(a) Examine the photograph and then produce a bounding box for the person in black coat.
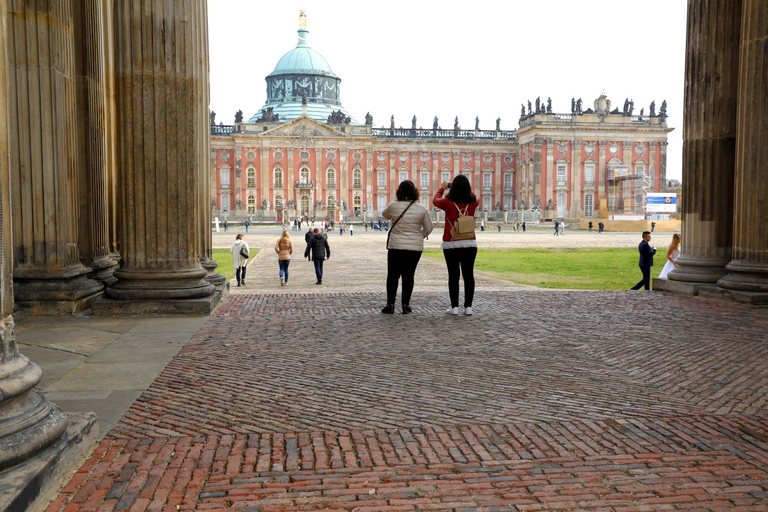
[305,228,331,284]
[304,227,314,261]
[630,231,657,290]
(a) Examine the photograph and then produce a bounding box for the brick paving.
[47,233,768,511]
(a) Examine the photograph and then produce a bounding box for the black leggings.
[443,247,477,308]
[386,249,422,305]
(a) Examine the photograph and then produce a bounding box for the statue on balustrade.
[496,118,501,131]
[327,110,351,124]
[256,107,280,122]
[433,116,439,130]
[546,98,552,113]
[527,101,532,116]
[571,98,576,113]
[628,99,634,115]
[521,104,526,117]
[649,100,656,117]
[390,115,395,129]
[412,115,417,129]
[454,117,459,130]
[210,110,216,125]
[234,110,243,123]
[365,112,373,125]
[475,117,479,130]
[535,96,541,113]
[659,100,667,117]
[576,98,583,114]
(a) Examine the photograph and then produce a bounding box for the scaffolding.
[606,164,652,214]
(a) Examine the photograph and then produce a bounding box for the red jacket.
[433,188,480,242]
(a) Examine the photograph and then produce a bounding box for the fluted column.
[664,0,741,290]
[104,0,214,308]
[7,0,103,314]
[0,0,68,470]
[75,0,118,285]
[713,0,768,302]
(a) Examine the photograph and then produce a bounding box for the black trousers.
[631,265,651,290]
[443,247,477,308]
[386,249,422,305]
[236,265,247,284]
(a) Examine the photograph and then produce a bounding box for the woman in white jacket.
[230,234,250,286]
[381,180,434,314]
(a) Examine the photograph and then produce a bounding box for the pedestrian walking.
[554,219,559,236]
[230,234,249,286]
[224,219,228,233]
[630,231,657,290]
[588,221,593,233]
[305,228,331,284]
[350,224,354,236]
[522,221,526,232]
[274,229,293,286]
[381,180,434,315]
[245,218,250,233]
[560,220,565,235]
[651,221,656,232]
[433,175,480,316]
[497,222,502,232]
[305,226,314,261]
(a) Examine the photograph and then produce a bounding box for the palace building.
[211,11,673,224]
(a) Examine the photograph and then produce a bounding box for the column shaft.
[106,0,214,305]
[667,0,741,286]
[715,0,768,297]
[7,0,103,314]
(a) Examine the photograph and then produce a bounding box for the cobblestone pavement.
[47,233,768,511]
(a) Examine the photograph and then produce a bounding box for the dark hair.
[396,180,419,201]
[642,231,651,237]
[313,228,319,233]
[445,174,476,203]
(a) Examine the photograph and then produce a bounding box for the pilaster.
[97,0,216,314]
[7,0,103,314]
[660,0,741,294]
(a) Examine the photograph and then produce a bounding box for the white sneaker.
[445,307,459,315]
[280,276,285,286]
[463,307,473,315]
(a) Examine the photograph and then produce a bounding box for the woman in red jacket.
[432,175,480,315]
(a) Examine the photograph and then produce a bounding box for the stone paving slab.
[45,281,768,511]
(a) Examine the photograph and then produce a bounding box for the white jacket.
[382,201,433,251]
[230,239,250,268]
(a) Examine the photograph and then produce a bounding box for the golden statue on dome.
[299,9,307,28]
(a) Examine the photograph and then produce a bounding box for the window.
[353,167,362,188]
[247,167,256,188]
[585,164,595,186]
[504,196,512,210]
[327,195,335,207]
[273,166,283,187]
[377,196,387,212]
[557,193,565,217]
[399,171,407,183]
[300,195,309,213]
[327,166,336,187]
[275,195,283,208]
[557,164,566,185]
[421,196,429,208]
[484,174,492,190]
[504,174,512,190]
[421,172,429,189]
[247,195,255,212]
[442,172,450,184]
[220,169,230,188]
[584,194,593,217]
[483,196,491,211]
[300,166,310,184]
[635,165,645,177]
[378,172,386,188]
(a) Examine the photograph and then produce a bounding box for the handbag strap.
[386,201,415,249]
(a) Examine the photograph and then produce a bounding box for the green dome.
[268,28,337,79]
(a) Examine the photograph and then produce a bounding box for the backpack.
[448,203,475,241]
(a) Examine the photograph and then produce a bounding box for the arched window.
[327,166,336,187]
[274,165,283,187]
[327,195,336,207]
[247,167,256,188]
[275,195,283,208]
[300,195,310,213]
[584,194,593,217]
[353,166,362,188]
[300,166,310,184]
[247,195,256,213]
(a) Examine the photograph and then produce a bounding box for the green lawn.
[423,248,640,290]
[212,248,259,281]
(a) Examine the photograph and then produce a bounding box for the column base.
[91,289,224,316]
[88,256,119,287]
[698,286,768,306]
[14,274,104,315]
[202,258,227,286]
[106,267,215,301]
[652,278,710,296]
[0,412,98,512]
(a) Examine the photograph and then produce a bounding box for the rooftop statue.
[571,98,575,113]
[576,98,583,114]
[210,110,216,125]
[475,116,479,130]
[521,104,526,117]
[527,100,532,115]
[365,112,373,125]
[535,96,541,113]
[660,100,668,117]
[546,98,552,113]
[234,110,243,123]
[649,100,656,116]
[301,91,307,105]
[412,115,417,129]
[390,115,395,129]
[454,116,459,129]
[496,117,501,131]
[327,110,351,124]
[256,107,280,122]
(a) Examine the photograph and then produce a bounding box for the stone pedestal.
[665,0,742,294]
[102,0,217,314]
[712,0,768,303]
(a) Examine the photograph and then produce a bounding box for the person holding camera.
[381,180,433,314]
[433,175,480,315]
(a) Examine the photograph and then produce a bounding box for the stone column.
[572,142,582,216]
[197,0,224,288]
[533,141,542,208]
[74,0,118,285]
[660,0,741,295]
[7,0,103,314]
[99,0,216,314]
[706,0,768,304]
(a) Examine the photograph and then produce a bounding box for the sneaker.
[381,304,395,314]
[445,307,459,315]
[402,305,413,314]
[280,276,285,286]
[315,281,322,285]
[463,307,473,316]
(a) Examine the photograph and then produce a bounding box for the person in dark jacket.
[304,226,314,261]
[305,228,331,284]
[630,231,657,290]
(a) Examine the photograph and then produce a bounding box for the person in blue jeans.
[305,228,331,284]
[230,234,249,286]
[274,229,293,286]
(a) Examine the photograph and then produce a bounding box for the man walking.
[630,231,657,290]
[305,226,314,261]
[306,228,331,284]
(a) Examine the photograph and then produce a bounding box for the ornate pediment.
[260,117,346,140]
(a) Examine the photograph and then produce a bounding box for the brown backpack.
[448,203,475,240]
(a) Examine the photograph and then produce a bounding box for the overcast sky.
[208,1,688,181]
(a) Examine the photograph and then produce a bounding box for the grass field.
[424,247,641,290]
[212,248,259,281]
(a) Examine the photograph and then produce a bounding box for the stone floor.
[32,230,768,511]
